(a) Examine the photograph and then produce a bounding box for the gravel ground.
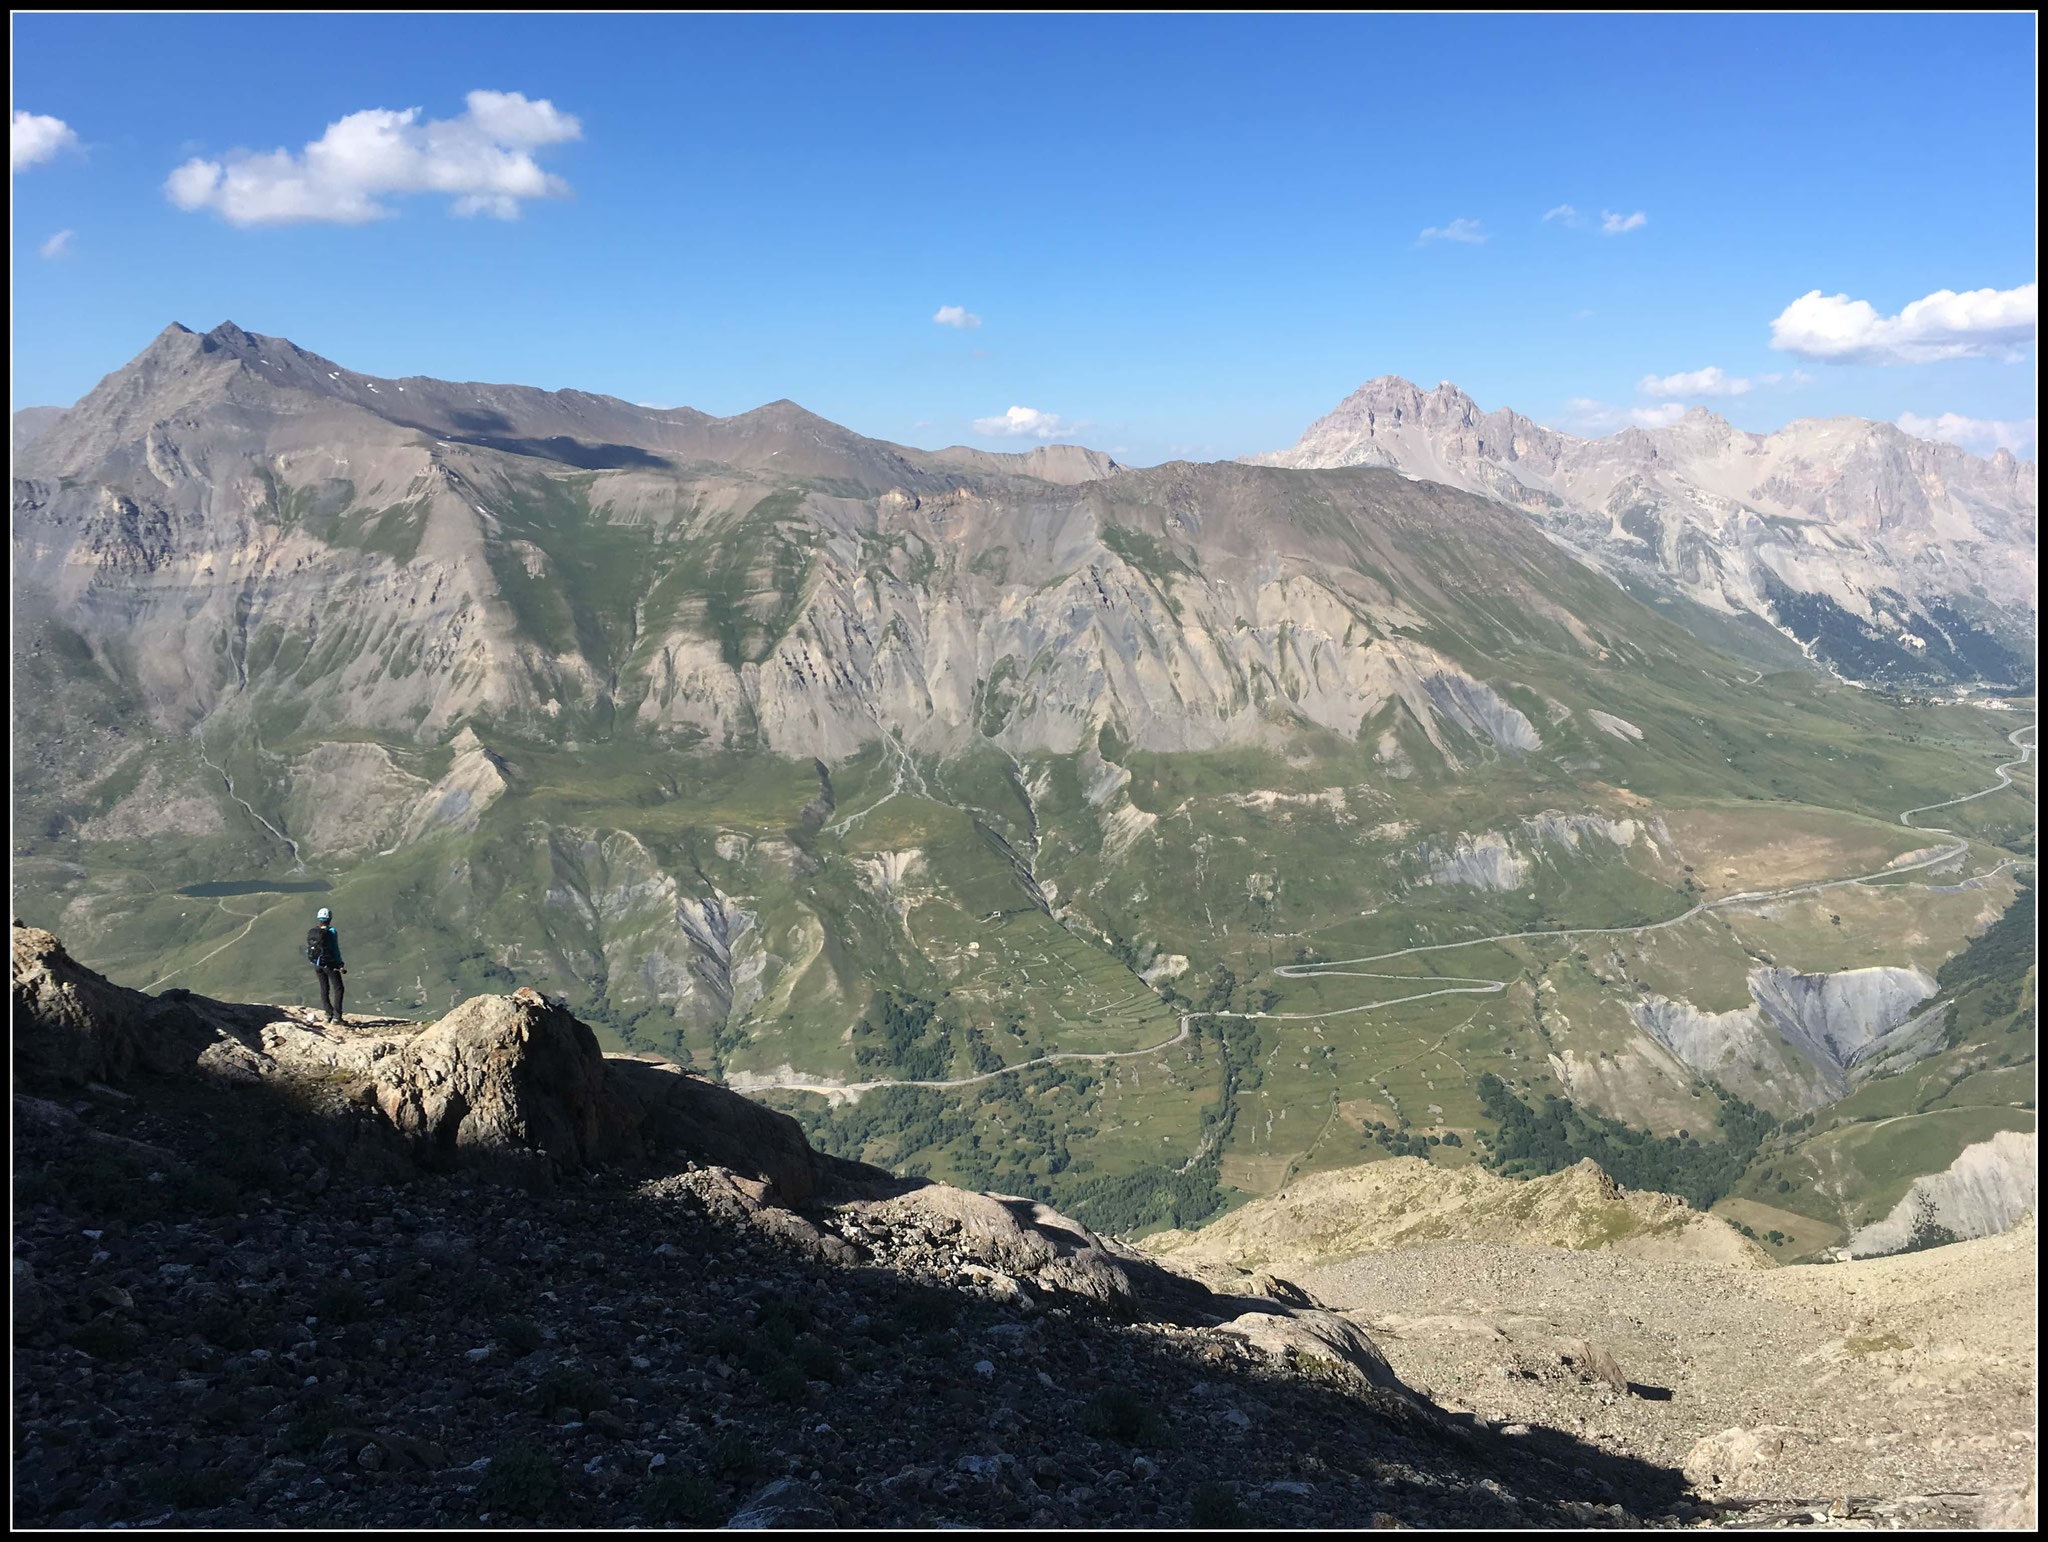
[13,1076,1717,1530]
[1304,1235,2036,1529]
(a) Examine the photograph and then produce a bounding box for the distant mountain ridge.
[1245,377,2037,689]
[10,321,1659,762]
[14,321,1124,492]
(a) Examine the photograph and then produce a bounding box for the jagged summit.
[1247,374,2035,687]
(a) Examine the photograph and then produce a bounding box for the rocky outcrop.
[10,923,1406,1389]
[1421,831,1528,891]
[10,924,211,1085]
[1212,1308,1407,1395]
[9,923,845,1199]
[1836,1130,2037,1258]
[1141,1156,1770,1275]
[834,1185,1140,1309]
[1419,811,1645,893]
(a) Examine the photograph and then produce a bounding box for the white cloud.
[1557,398,1690,434]
[164,89,581,227]
[1601,210,1648,235]
[1770,283,2036,366]
[933,305,982,330]
[972,406,1082,440]
[1417,218,1487,246]
[1558,397,1618,432]
[12,110,78,172]
[1543,204,1581,227]
[1897,411,2036,458]
[1639,365,1751,398]
[38,229,74,259]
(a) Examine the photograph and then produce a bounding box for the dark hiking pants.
[317,967,345,1020]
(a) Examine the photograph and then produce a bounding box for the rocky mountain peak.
[201,319,261,352]
[1248,375,2036,687]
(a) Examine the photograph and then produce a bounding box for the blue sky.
[12,13,2038,462]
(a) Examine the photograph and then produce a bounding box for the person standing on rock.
[307,907,346,1023]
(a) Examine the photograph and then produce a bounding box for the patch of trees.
[1062,1157,1227,1236]
[1935,878,2036,1045]
[1360,1121,1439,1159]
[851,991,966,1081]
[1475,1072,1776,1210]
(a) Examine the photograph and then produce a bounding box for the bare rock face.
[10,924,208,1085]
[1629,962,1943,1113]
[14,323,1645,780]
[370,989,611,1179]
[1211,1307,1408,1396]
[7,923,840,1197]
[1836,1130,2038,1258]
[1248,376,2036,687]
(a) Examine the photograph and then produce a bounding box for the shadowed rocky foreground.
[15,923,1700,1530]
[12,923,2033,1529]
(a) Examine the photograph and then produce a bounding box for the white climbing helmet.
[316,908,332,921]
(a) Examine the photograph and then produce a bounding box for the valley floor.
[1304,1224,2037,1529]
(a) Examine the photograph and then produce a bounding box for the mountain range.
[10,323,2036,1262]
[1245,377,2036,690]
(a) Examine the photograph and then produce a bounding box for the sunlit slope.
[12,322,2033,1246]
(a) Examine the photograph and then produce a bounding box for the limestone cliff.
[1248,377,2036,687]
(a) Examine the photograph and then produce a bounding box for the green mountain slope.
[12,323,2034,1253]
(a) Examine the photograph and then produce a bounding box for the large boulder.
[1683,1425,1810,1491]
[371,990,613,1178]
[1210,1307,1407,1396]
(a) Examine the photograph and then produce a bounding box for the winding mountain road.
[740,721,2033,1100]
